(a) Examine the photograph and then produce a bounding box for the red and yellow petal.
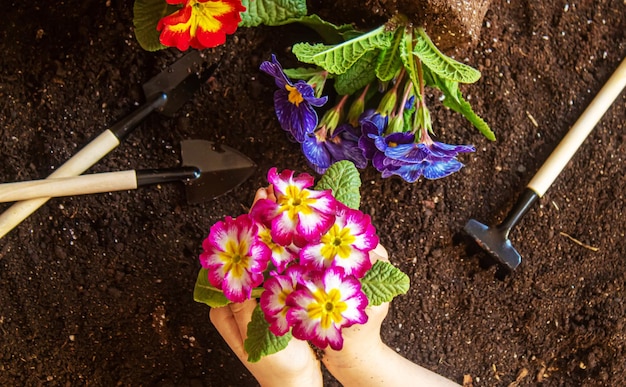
[158,0,246,50]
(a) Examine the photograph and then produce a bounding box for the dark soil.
[1,0,625,386]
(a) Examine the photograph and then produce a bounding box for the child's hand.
[321,244,391,368]
[210,298,322,387]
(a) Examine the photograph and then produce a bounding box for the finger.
[228,298,258,340]
[252,187,269,206]
[369,243,389,263]
[210,306,247,358]
[266,185,276,201]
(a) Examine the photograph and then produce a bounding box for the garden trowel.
[0,51,216,238]
[0,140,256,204]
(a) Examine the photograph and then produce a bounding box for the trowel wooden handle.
[0,167,199,203]
[527,57,626,196]
[0,170,138,202]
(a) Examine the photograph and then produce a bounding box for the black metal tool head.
[463,219,522,271]
[181,139,257,203]
[142,51,217,117]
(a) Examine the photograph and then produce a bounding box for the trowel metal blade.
[181,139,256,203]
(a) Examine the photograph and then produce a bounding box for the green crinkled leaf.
[360,261,410,306]
[292,14,356,44]
[193,268,230,307]
[133,0,178,51]
[413,28,481,84]
[292,26,393,75]
[193,269,264,307]
[283,67,324,81]
[424,68,495,140]
[376,28,403,82]
[314,161,361,209]
[244,305,292,362]
[334,49,379,95]
[239,0,307,27]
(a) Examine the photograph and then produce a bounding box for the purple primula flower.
[199,214,271,303]
[380,136,475,182]
[358,112,388,160]
[260,54,328,142]
[303,123,368,175]
[287,267,368,350]
[260,265,304,336]
[249,168,337,247]
[300,206,378,278]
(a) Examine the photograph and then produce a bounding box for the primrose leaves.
[240,0,307,27]
[193,268,230,307]
[376,28,404,82]
[424,68,495,140]
[360,261,410,306]
[315,161,361,209]
[244,305,293,362]
[413,28,481,84]
[133,0,177,51]
[292,26,394,75]
[334,50,379,95]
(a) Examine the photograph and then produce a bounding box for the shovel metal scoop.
[0,140,256,204]
[0,51,215,238]
[465,57,626,271]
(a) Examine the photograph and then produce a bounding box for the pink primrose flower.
[257,223,299,273]
[259,266,304,336]
[199,214,270,303]
[300,206,378,278]
[287,267,368,350]
[250,168,337,247]
[157,0,246,51]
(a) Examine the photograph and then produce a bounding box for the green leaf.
[413,28,481,84]
[244,305,292,362]
[292,14,356,44]
[283,67,325,81]
[334,49,379,95]
[240,0,307,27]
[424,68,495,141]
[193,268,230,308]
[399,27,421,99]
[133,0,178,51]
[375,28,403,82]
[360,261,410,306]
[315,161,361,209]
[292,26,393,75]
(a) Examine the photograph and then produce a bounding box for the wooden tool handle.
[528,57,626,196]
[0,130,120,237]
[0,170,138,203]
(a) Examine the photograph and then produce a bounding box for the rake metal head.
[464,219,522,271]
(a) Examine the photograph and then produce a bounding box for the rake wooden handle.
[527,57,626,196]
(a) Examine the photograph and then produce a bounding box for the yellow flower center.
[320,224,356,261]
[277,185,315,221]
[285,84,304,107]
[307,288,347,329]
[219,238,250,278]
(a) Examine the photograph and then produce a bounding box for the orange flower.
[157,0,246,50]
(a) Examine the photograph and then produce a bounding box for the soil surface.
[1,0,625,386]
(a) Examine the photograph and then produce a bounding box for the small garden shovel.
[0,51,215,238]
[464,57,626,270]
[0,140,256,204]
